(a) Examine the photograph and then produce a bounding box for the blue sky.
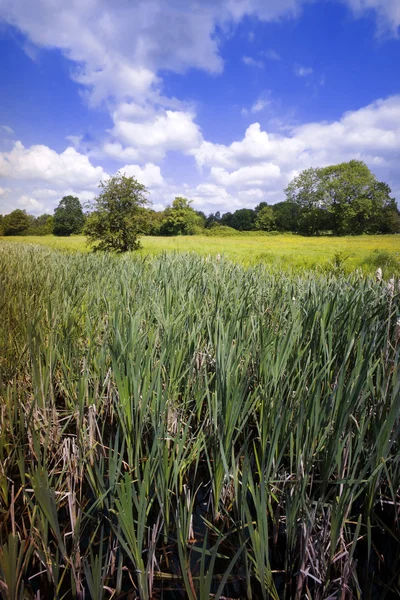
[0,0,399,215]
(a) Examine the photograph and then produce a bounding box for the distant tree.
[84,175,150,252]
[318,161,393,235]
[27,213,54,235]
[286,161,395,235]
[254,202,269,214]
[0,214,4,236]
[255,206,276,231]
[3,209,31,235]
[160,197,203,235]
[220,212,233,228]
[285,167,327,235]
[272,201,300,231]
[54,196,85,236]
[379,199,400,233]
[205,211,221,228]
[229,208,256,231]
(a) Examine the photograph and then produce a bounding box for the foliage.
[286,160,399,235]
[203,225,240,236]
[255,205,276,231]
[221,208,256,230]
[1,243,400,598]
[2,209,31,235]
[26,214,54,236]
[159,197,203,235]
[84,175,149,252]
[53,195,85,236]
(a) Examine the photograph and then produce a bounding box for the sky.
[0,0,399,216]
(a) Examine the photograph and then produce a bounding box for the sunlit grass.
[1,232,400,274]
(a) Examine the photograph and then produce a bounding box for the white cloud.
[211,163,281,187]
[342,0,400,35]
[294,65,313,77]
[193,95,400,207]
[250,94,271,113]
[117,163,164,188]
[242,55,264,68]
[109,109,203,161]
[17,195,45,213]
[0,141,107,187]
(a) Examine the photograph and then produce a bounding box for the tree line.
[1,160,399,241]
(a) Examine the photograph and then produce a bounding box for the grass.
[1,241,399,598]
[1,232,400,275]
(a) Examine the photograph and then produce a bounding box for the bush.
[204,225,240,236]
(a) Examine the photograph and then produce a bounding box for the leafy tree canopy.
[285,160,396,235]
[53,195,85,236]
[3,209,31,236]
[84,175,150,252]
[160,197,203,235]
[255,206,276,231]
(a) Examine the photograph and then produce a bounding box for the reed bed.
[0,242,399,599]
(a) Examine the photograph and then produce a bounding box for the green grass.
[1,242,399,598]
[1,232,400,275]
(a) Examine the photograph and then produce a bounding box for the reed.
[0,242,399,598]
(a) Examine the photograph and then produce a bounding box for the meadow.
[1,241,399,599]
[0,232,399,275]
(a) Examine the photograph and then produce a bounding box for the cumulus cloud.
[0,141,107,187]
[117,163,164,188]
[109,109,202,161]
[0,142,109,215]
[192,95,400,208]
[211,163,281,188]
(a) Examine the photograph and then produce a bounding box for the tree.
[205,211,221,229]
[84,175,149,252]
[3,209,30,235]
[379,199,400,234]
[285,161,394,235]
[255,206,276,231]
[229,208,256,231]
[160,197,203,235]
[318,161,393,235]
[272,201,301,231]
[285,167,328,235]
[53,196,85,236]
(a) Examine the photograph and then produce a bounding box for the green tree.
[255,205,276,231]
[160,197,203,235]
[318,161,393,235]
[84,175,149,252]
[229,208,256,231]
[3,209,31,235]
[285,167,328,235]
[272,201,300,231]
[0,214,4,236]
[53,196,85,236]
[379,199,400,233]
[27,214,54,235]
[285,161,393,235]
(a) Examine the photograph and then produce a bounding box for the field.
[1,233,400,275]
[1,241,399,599]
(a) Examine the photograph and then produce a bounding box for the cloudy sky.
[0,0,399,216]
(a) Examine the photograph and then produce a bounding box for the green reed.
[0,242,399,599]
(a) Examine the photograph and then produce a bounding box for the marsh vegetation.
[1,243,400,598]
